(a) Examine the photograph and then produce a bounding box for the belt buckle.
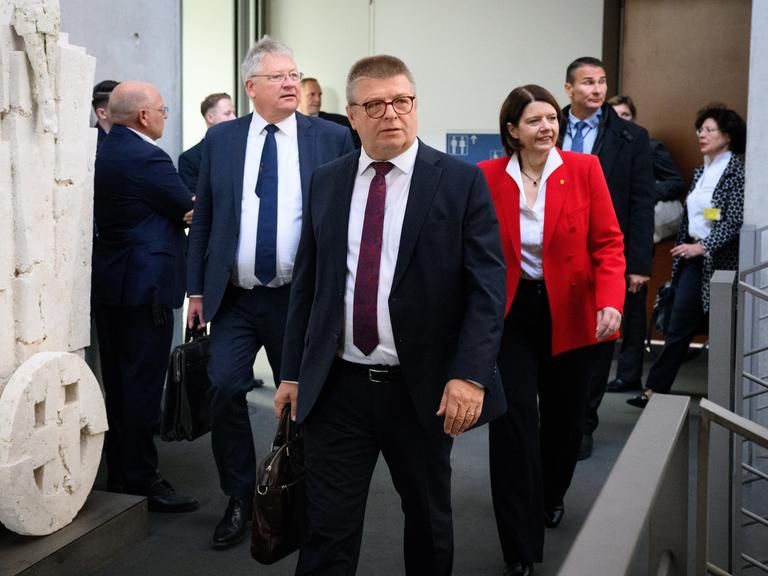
[368,368,389,383]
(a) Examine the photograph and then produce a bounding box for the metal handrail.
[559,394,689,576]
[697,399,768,575]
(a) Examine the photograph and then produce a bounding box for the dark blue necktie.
[571,121,587,153]
[255,124,278,285]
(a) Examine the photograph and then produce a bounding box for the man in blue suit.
[275,55,507,575]
[92,81,197,512]
[186,37,354,548]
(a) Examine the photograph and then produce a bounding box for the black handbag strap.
[184,320,208,343]
[272,406,300,450]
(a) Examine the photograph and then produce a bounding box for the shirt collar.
[704,149,732,169]
[126,127,157,146]
[357,138,419,177]
[249,110,297,138]
[505,147,564,190]
[568,108,601,130]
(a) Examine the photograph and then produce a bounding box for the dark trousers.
[297,360,454,576]
[584,286,647,435]
[207,284,290,500]
[489,280,595,565]
[94,303,173,492]
[646,258,705,393]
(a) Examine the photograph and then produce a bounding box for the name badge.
[703,208,721,221]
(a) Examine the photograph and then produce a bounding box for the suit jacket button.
[569,226,576,233]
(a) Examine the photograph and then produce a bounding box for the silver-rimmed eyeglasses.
[250,71,304,83]
[350,96,416,119]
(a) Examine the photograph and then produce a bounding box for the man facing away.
[92,81,196,512]
[299,76,360,147]
[557,57,655,461]
[275,55,507,576]
[178,92,236,194]
[186,36,354,549]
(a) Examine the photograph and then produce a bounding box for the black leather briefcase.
[161,325,211,441]
[251,406,305,564]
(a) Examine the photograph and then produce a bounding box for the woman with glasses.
[478,85,625,576]
[628,104,746,408]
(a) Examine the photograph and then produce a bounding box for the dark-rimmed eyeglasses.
[350,96,416,119]
[250,71,304,83]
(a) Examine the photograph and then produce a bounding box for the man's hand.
[183,209,194,225]
[275,381,298,421]
[436,379,484,437]
[626,274,649,294]
[187,296,205,329]
[596,306,622,341]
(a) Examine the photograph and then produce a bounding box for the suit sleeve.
[448,168,506,387]
[586,157,627,313]
[186,138,213,296]
[625,128,655,276]
[143,147,194,221]
[651,140,686,202]
[280,173,319,383]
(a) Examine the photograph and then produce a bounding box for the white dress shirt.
[561,109,601,154]
[687,150,731,241]
[127,127,157,145]
[340,139,419,365]
[506,148,564,280]
[234,112,303,288]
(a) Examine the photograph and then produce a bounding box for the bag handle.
[272,405,300,450]
[184,318,208,343]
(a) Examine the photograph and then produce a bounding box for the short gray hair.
[241,36,294,81]
[346,55,416,103]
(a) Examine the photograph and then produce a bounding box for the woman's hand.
[670,242,705,260]
[595,306,622,341]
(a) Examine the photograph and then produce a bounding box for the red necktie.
[353,161,394,356]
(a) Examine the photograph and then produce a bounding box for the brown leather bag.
[251,406,305,564]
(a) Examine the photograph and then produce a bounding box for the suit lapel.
[392,142,441,292]
[334,154,360,291]
[230,114,252,230]
[296,113,315,203]
[542,162,569,255]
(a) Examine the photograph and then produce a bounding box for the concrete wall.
[59,0,182,159]
[267,0,604,150]
[745,0,768,230]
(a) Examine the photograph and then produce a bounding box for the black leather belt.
[335,359,402,383]
[520,277,546,295]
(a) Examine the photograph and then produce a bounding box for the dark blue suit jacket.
[187,112,354,321]
[281,142,507,436]
[178,138,204,194]
[92,124,194,308]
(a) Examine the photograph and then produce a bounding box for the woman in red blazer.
[479,85,625,576]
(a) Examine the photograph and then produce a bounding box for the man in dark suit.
[299,76,361,147]
[275,55,507,575]
[92,81,197,512]
[178,92,236,194]
[557,57,655,460]
[186,37,354,549]
[91,79,119,149]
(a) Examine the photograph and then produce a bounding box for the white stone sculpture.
[0,1,104,536]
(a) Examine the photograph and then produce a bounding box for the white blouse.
[505,148,564,279]
[687,150,731,241]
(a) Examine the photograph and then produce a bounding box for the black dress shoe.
[212,496,252,549]
[145,479,199,513]
[503,561,534,576]
[627,392,650,409]
[577,433,593,461]
[606,377,641,393]
[544,503,564,529]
